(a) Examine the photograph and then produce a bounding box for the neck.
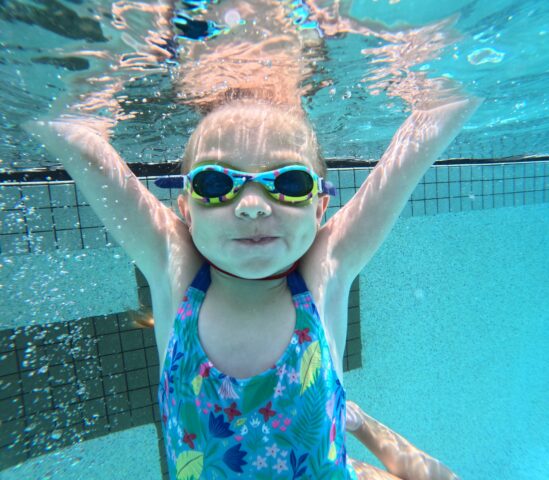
[206,260,299,281]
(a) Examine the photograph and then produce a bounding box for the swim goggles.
[154,163,337,206]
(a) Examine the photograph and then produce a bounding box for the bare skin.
[24,2,482,478]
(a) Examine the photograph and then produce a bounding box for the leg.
[348,457,403,480]
[346,401,460,480]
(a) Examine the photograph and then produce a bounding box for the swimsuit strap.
[189,261,309,297]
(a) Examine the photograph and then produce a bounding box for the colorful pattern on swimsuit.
[158,261,356,479]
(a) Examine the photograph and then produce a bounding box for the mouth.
[234,236,279,245]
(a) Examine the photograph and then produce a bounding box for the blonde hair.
[181,98,326,178]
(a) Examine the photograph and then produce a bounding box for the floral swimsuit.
[158,261,358,479]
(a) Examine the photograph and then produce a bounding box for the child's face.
[178,106,329,278]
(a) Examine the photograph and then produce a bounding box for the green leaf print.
[241,374,279,413]
[175,450,203,480]
[300,341,321,395]
[289,379,327,451]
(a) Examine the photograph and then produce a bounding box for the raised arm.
[323,95,482,284]
[26,116,189,282]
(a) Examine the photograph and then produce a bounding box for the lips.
[234,236,279,245]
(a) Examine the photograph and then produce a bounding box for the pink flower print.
[274,458,288,473]
[224,402,241,422]
[266,443,280,457]
[287,368,300,384]
[295,327,311,344]
[253,456,268,470]
[284,418,292,426]
[183,429,196,449]
[274,382,286,398]
[276,364,286,379]
[259,401,276,422]
[272,420,280,429]
[199,362,211,378]
[330,419,336,442]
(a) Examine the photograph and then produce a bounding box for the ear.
[177,194,192,228]
[316,194,330,225]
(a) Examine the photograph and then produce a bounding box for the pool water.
[1,0,548,479]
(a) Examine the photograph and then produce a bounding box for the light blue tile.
[425,199,438,215]
[401,202,412,218]
[503,179,514,193]
[1,234,29,255]
[482,181,494,195]
[355,168,370,185]
[514,163,525,178]
[437,198,450,214]
[460,166,472,181]
[460,181,473,196]
[449,197,461,212]
[50,183,77,207]
[449,181,461,198]
[436,167,448,183]
[425,183,437,199]
[78,206,102,228]
[471,180,483,195]
[524,177,534,192]
[504,193,514,206]
[26,208,53,233]
[534,177,545,190]
[472,165,483,180]
[326,206,339,221]
[524,163,534,177]
[449,167,460,182]
[339,170,355,189]
[493,195,504,208]
[437,183,449,198]
[411,183,425,201]
[1,210,26,234]
[29,231,56,253]
[514,178,525,192]
[56,229,83,250]
[53,207,80,230]
[411,200,425,216]
[0,185,23,209]
[524,192,535,205]
[503,165,515,179]
[326,169,339,185]
[424,168,436,183]
[493,165,504,179]
[471,197,483,210]
[514,193,524,206]
[461,198,472,211]
[494,180,504,194]
[341,188,355,205]
[482,166,493,181]
[482,195,494,209]
[82,227,107,249]
[533,191,543,203]
[22,185,50,208]
[534,162,544,176]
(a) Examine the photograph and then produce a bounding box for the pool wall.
[1,160,547,478]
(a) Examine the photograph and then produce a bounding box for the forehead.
[189,105,316,171]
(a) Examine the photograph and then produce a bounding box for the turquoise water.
[1,0,548,168]
[346,203,548,479]
[1,0,548,479]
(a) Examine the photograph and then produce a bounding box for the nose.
[234,183,272,219]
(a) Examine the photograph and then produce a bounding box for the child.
[26,2,481,479]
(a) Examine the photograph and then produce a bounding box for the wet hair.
[181,97,327,178]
